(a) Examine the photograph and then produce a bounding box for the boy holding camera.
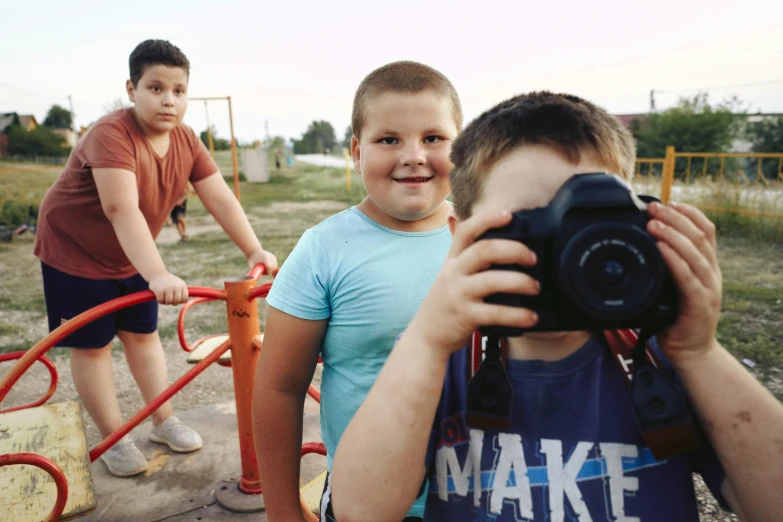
[329,92,783,521]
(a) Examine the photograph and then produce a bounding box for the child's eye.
[151,86,161,93]
[379,137,398,145]
[423,136,442,144]
[175,89,185,96]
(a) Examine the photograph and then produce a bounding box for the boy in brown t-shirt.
[34,39,278,477]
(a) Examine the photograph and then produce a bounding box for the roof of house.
[614,113,647,128]
[0,112,38,131]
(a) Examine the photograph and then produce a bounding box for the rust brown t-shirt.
[34,108,218,279]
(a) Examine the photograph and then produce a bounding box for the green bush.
[0,201,37,226]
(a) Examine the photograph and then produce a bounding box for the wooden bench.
[185,333,266,365]
[0,400,96,521]
[301,470,328,517]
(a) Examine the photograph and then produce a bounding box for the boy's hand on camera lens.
[647,202,721,363]
[410,210,540,357]
[149,271,189,305]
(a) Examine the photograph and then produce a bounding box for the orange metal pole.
[224,275,263,494]
[228,96,240,201]
[204,101,215,159]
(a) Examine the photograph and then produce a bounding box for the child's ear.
[448,214,459,236]
[350,135,361,175]
[126,80,136,103]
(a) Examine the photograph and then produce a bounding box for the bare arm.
[332,210,539,522]
[252,307,327,522]
[644,201,783,519]
[673,342,783,520]
[93,167,187,304]
[331,323,449,522]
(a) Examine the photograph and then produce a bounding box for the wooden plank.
[0,401,96,521]
[186,335,232,364]
[185,333,265,364]
[300,470,327,515]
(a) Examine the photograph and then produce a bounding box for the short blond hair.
[351,61,462,138]
[450,91,636,219]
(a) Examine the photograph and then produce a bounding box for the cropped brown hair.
[351,61,462,138]
[450,91,636,218]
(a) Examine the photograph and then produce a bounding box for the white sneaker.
[149,416,203,453]
[100,435,147,477]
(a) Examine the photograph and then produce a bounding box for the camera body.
[479,173,678,337]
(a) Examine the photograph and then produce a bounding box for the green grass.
[2,158,781,402]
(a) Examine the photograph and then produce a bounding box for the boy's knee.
[117,330,160,350]
[70,344,112,360]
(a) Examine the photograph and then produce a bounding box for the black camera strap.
[464,330,701,459]
[465,334,514,431]
[604,329,701,459]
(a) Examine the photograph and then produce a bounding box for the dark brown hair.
[129,40,190,87]
[450,91,636,218]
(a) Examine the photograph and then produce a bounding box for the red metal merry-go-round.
[0,265,327,522]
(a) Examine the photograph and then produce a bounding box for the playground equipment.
[190,96,241,201]
[0,265,326,521]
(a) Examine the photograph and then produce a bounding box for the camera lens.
[558,224,665,321]
[600,260,626,286]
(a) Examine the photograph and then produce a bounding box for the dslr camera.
[479,173,678,337]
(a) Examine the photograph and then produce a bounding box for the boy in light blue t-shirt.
[252,61,463,522]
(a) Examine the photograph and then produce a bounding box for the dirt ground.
[2,191,780,520]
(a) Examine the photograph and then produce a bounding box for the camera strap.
[465,334,514,431]
[603,329,701,459]
[465,330,700,459]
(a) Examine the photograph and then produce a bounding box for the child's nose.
[399,142,426,167]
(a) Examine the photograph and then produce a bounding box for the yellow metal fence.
[633,147,783,219]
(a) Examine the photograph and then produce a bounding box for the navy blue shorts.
[41,262,158,349]
[170,200,187,223]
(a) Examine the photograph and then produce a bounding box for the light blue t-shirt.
[266,206,451,517]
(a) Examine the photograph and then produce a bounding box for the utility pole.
[264,120,270,143]
[68,94,76,131]
[649,89,656,113]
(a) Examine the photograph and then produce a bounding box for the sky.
[2,0,782,146]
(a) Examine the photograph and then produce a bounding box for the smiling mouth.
[394,177,433,184]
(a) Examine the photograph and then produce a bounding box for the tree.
[199,126,231,151]
[342,125,352,150]
[267,136,287,151]
[633,94,744,158]
[1,113,20,133]
[747,115,783,179]
[293,121,336,154]
[748,116,783,153]
[43,105,73,129]
[6,125,69,156]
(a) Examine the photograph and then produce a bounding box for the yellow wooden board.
[0,401,96,521]
[186,334,232,364]
[300,470,327,515]
[185,333,265,364]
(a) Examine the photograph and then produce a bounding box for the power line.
[0,82,102,110]
[0,82,69,103]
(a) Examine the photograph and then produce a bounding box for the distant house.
[53,128,77,147]
[0,112,39,156]
[614,113,646,130]
[0,113,38,131]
